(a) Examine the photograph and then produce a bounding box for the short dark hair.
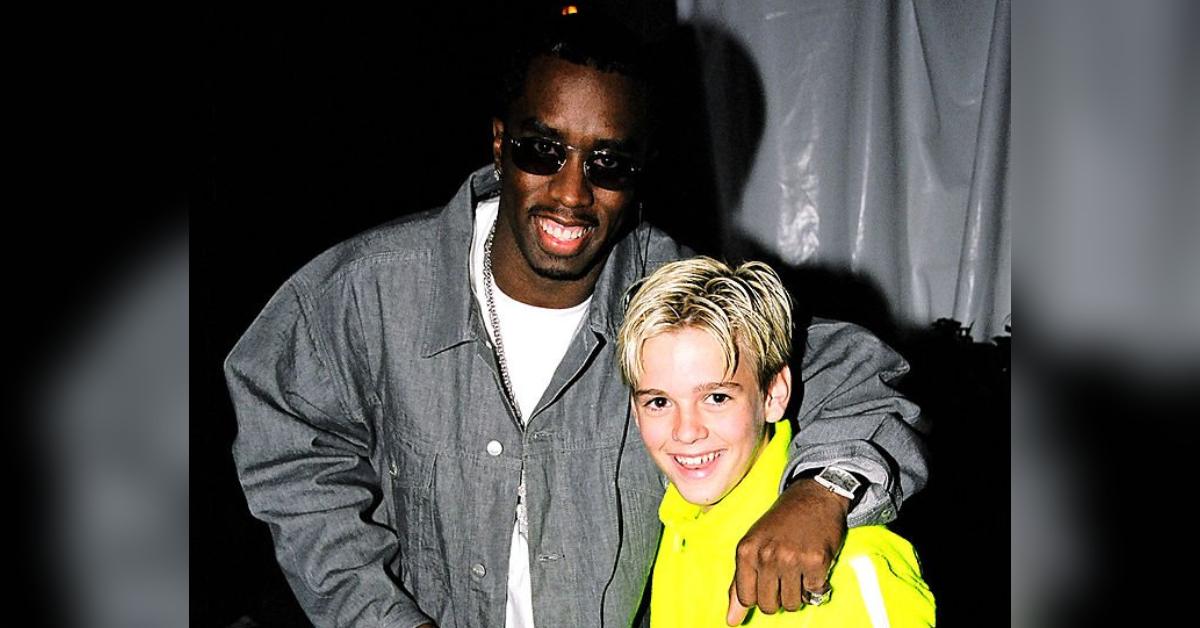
[495,10,648,120]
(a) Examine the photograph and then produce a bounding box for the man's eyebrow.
[592,137,643,154]
[518,119,563,139]
[633,388,667,397]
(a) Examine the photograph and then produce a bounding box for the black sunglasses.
[506,135,643,191]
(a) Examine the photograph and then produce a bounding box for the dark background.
[197,3,1008,626]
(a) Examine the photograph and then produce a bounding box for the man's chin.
[527,249,600,282]
[531,263,590,281]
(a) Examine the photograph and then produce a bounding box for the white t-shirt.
[469,197,591,628]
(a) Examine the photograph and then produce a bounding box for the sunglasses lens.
[584,153,640,191]
[510,137,566,175]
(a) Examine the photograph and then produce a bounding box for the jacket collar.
[421,165,651,357]
[421,165,498,357]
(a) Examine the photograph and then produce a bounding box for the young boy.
[617,257,935,627]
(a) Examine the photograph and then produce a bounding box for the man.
[225,12,928,628]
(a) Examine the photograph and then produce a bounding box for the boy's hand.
[725,478,849,626]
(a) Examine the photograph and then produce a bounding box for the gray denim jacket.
[225,166,929,628]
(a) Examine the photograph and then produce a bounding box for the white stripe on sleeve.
[850,554,891,628]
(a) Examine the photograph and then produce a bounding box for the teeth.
[540,219,590,241]
[674,451,722,467]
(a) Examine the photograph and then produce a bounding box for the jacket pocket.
[383,428,437,599]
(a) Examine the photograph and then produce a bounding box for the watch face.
[820,468,861,492]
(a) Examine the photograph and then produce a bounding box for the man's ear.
[629,396,640,427]
[763,366,792,424]
[492,118,505,172]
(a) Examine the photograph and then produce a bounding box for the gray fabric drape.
[680,0,1010,340]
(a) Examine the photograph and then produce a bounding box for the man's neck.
[490,220,605,309]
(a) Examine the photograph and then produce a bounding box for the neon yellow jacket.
[649,421,936,627]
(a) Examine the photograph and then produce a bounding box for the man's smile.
[533,213,597,255]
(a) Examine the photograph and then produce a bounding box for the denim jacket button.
[471,563,486,577]
[486,440,503,456]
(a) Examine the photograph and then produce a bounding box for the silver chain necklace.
[482,221,521,422]
[482,220,528,537]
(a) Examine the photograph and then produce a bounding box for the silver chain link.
[482,221,521,422]
[482,221,529,538]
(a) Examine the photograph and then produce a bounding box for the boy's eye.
[643,397,670,410]
[707,393,731,405]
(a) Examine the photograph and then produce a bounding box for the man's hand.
[725,478,850,626]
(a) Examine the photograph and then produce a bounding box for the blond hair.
[618,257,793,391]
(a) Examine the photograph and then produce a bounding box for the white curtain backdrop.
[679,0,1010,340]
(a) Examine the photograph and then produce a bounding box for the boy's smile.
[633,327,790,510]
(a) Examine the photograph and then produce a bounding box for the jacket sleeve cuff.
[779,440,901,527]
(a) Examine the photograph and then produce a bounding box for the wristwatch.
[812,466,863,500]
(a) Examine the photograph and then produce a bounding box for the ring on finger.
[801,586,832,606]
